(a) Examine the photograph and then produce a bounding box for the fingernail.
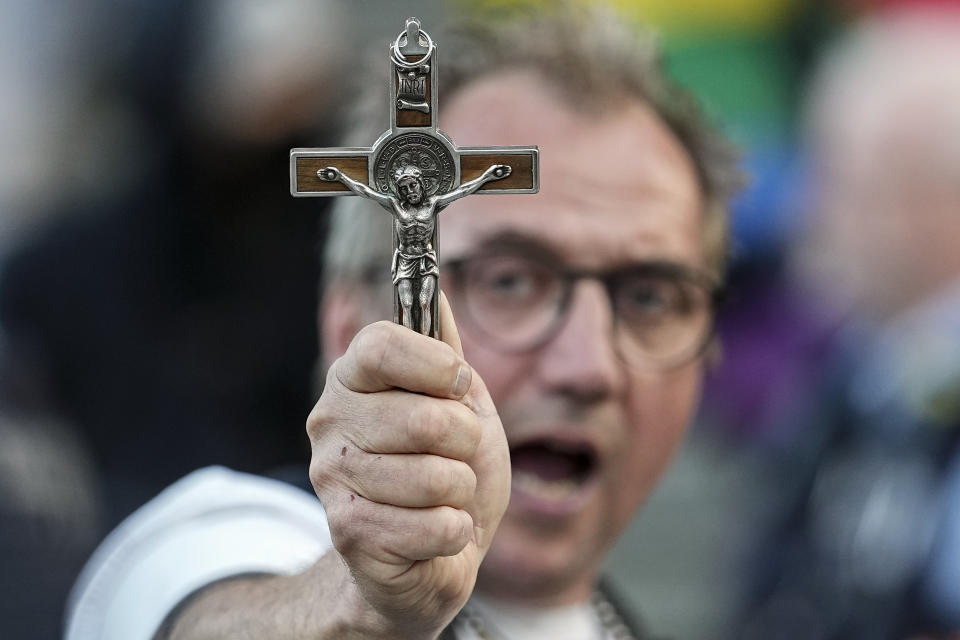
[453,365,471,398]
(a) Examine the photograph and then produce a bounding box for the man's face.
[398,177,423,204]
[438,71,707,604]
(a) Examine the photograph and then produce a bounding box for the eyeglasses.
[443,252,723,370]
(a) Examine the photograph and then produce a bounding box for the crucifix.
[290,17,539,339]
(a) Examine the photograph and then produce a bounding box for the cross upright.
[290,17,539,339]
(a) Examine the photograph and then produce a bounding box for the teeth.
[512,470,580,501]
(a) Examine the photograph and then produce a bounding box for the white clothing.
[65,466,332,640]
[449,593,607,640]
[66,465,617,640]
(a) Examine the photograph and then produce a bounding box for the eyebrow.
[446,230,563,263]
[443,230,705,279]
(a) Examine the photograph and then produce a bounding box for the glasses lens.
[612,272,713,368]
[459,254,564,349]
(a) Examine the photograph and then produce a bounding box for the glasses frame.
[442,252,725,371]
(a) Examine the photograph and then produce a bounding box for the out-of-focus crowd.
[0,1,355,636]
[2,1,960,639]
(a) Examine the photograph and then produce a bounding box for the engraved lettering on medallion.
[373,133,455,197]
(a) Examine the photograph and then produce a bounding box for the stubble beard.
[476,395,625,604]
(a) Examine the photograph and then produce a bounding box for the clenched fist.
[307,293,510,639]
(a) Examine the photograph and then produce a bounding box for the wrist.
[307,554,445,640]
[336,582,449,640]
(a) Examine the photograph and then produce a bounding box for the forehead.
[439,71,704,270]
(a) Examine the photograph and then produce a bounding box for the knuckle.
[459,463,478,500]
[308,454,335,493]
[305,398,334,440]
[434,580,468,608]
[308,437,358,498]
[456,408,483,456]
[352,322,395,376]
[404,401,482,461]
[449,462,477,506]
[328,512,359,557]
[405,401,448,449]
[324,356,345,389]
[422,459,475,506]
[327,500,375,560]
[442,349,464,387]
[422,458,455,503]
[435,507,471,551]
[428,340,464,392]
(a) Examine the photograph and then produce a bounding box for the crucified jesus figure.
[318,162,512,334]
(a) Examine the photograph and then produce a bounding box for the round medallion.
[373,133,456,197]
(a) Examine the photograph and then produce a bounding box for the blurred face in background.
[799,13,960,321]
[185,0,345,144]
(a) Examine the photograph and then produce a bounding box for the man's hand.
[307,292,511,638]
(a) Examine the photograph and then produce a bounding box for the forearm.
[158,552,409,640]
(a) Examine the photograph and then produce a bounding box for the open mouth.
[510,439,598,504]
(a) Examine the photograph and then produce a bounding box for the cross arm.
[457,147,539,194]
[290,149,372,197]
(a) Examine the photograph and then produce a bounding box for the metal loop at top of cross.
[391,18,434,69]
[289,17,539,339]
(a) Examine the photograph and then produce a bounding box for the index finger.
[333,321,472,399]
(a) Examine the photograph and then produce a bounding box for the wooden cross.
[290,17,539,339]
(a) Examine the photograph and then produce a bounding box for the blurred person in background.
[0,1,346,637]
[1,3,117,639]
[0,0,346,531]
[65,5,743,639]
[738,5,960,639]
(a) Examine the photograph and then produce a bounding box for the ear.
[319,282,365,367]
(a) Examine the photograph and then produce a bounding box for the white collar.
[451,593,605,640]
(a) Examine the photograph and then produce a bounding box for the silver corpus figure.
[318,163,512,334]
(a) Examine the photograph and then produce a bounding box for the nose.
[535,279,625,403]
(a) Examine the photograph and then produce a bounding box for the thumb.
[438,289,464,359]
